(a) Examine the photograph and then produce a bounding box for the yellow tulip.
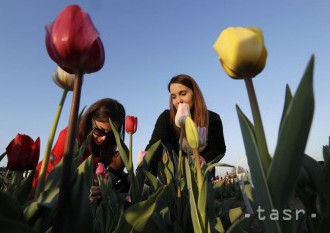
[185,116,199,150]
[213,27,267,79]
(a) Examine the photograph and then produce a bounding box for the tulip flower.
[213,27,267,79]
[175,103,191,128]
[52,66,76,91]
[45,4,105,74]
[137,150,147,166]
[36,66,74,198]
[96,162,107,176]
[197,126,207,147]
[213,26,271,174]
[185,116,199,150]
[185,116,203,190]
[125,116,138,134]
[47,5,105,231]
[6,134,40,171]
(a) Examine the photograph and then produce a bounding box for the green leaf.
[268,56,314,211]
[278,84,293,133]
[36,188,59,208]
[214,217,225,233]
[226,214,255,233]
[136,140,161,196]
[69,156,93,233]
[319,142,330,231]
[108,118,130,171]
[143,170,161,191]
[72,131,92,170]
[185,158,203,232]
[113,186,164,233]
[0,191,26,224]
[207,153,226,165]
[0,219,34,233]
[300,154,322,192]
[24,201,53,232]
[44,158,64,190]
[137,140,161,170]
[229,207,244,223]
[197,175,209,233]
[16,170,36,205]
[236,105,281,233]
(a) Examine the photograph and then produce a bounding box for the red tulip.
[6,134,40,171]
[125,116,138,134]
[45,4,105,74]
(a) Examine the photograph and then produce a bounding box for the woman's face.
[92,120,113,146]
[169,83,194,110]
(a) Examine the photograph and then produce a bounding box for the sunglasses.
[92,123,114,138]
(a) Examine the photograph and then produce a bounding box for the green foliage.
[1,55,329,233]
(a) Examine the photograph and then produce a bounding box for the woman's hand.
[199,156,207,168]
[89,185,101,204]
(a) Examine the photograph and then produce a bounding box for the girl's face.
[169,83,194,110]
[92,120,113,146]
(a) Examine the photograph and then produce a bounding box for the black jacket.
[146,110,226,176]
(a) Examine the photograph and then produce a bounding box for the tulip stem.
[244,78,271,173]
[35,89,68,199]
[193,149,203,192]
[177,128,184,198]
[54,71,83,233]
[0,152,6,162]
[176,128,184,226]
[128,132,136,202]
[13,171,23,198]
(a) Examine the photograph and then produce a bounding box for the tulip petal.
[45,5,105,74]
[185,116,199,149]
[6,134,40,171]
[214,26,267,79]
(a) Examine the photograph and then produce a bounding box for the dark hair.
[78,98,126,155]
[168,74,208,135]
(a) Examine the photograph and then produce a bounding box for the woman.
[33,98,129,193]
[146,74,226,177]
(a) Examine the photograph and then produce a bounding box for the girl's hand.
[199,156,206,168]
[89,185,101,204]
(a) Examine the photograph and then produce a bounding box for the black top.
[146,109,226,176]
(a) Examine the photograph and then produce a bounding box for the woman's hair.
[168,74,208,135]
[78,98,126,155]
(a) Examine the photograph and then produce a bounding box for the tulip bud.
[213,26,267,79]
[136,150,147,166]
[175,103,191,128]
[125,116,138,134]
[96,162,106,175]
[6,134,40,171]
[197,126,207,147]
[185,116,199,150]
[52,66,76,91]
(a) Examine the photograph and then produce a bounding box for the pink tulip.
[6,134,40,171]
[96,162,106,176]
[45,4,105,74]
[137,150,147,165]
[175,103,191,128]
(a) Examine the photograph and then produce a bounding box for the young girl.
[146,74,226,177]
[33,98,129,194]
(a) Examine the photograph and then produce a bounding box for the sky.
[0,0,329,175]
